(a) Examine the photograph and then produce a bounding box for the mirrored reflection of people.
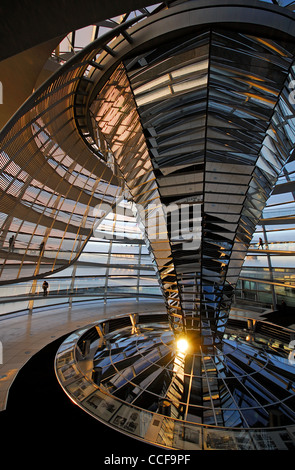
[9,235,15,251]
[39,241,45,256]
[42,280,49,296]
[258,237,264,249]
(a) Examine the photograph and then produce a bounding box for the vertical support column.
[68,264,77,309]
[263,225,277,309]
[28,252,44,314]
[136,243,142,303]
[104,240,112,304]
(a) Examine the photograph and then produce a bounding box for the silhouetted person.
[281,300,287,313]
[39,241,45,255]
[258,237,264,249]
[8,235,15,251]
[42,280,48,296]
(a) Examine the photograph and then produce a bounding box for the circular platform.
[55,312,295,450]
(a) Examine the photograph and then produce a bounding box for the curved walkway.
[0,297,165,410]
[0,333,153,457]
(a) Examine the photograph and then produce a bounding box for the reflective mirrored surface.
[55,313,295,450]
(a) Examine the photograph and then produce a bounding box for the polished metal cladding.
[1,0,295,450]
[56,318,295,447]
[89,26,295,347]
[0,1,295,347]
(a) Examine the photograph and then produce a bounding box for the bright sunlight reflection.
[176,337,189,353]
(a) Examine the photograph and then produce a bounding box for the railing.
[0,280,162,316]
[55,313,295,451]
